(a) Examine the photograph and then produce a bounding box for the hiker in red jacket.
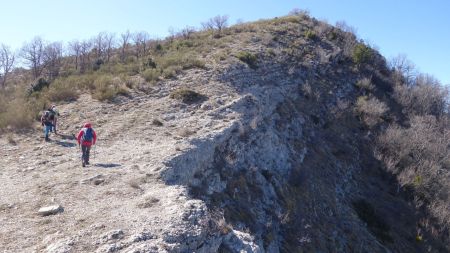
[77,122,97,167]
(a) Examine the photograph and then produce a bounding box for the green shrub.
[271,16,300,25]
[127,63,141,75]
[67,74,96,91]
[174,40,195,49]
[47,79,79,102]
[116,84,130,96]
[181,57,205,70]
[93,87,116,101]
[92,75,127,101]
[29,78,50,94]
[144,57,157,69]
[353,44,373,66]
[304,30,317,40]
[158,53,205,71]
[169,88,205,103]
[266,49,276,57]
[236,51,258,69]
[142,69,160,83]
[93,58,104,71]
[162,66,181,79]
[0,98,34,130]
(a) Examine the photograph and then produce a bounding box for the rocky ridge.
[0,16,439,252]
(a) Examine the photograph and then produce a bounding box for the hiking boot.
[82,161,86,167]
[86,161,90,165]
[45,136,50,142]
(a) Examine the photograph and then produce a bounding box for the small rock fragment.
[38,205,64,216]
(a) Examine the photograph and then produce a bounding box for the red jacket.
[77,127,97,146]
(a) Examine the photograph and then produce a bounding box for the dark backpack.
[48,110,56,120]
[42,111,51,123]
[82,128,94,142]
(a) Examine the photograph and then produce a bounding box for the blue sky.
[0,0,448,84]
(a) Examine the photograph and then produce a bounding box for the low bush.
[355,77,374,92]
[355,96,388,127]
[93,58,104,71]
[29,78,50,94]
[236,51,258,69]
[162,66,181,79]
[353,43,373,66]
[0,97,34,130]
[142,68,160,83]
[46,79,79,102]
[65,74,96,91]
[144,57,157,69]
[158,52,205,71]
[169,88,205,103]
[304,30,317,40]
[122,75,136,89]
[92,75,129,101]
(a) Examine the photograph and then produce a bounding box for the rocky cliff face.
[161,46,422,252]
[1,15,445,253]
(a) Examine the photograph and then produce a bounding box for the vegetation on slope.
[1,8,450,251]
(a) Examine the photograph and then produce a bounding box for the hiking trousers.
[81,145,91,164]
[44,124,53,140]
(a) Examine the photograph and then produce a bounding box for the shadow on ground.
[94,163,122,168]
[54,140,77,147]
[58,133,76,140]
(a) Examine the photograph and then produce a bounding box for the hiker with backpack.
[77,123,97,167]
[41,109,54,141]
[49,105,60,134]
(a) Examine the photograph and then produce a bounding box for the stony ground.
[0,69,242,252]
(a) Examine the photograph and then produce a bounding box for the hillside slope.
[1,15,449,252]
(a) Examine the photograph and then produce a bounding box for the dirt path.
[0,71,241,252]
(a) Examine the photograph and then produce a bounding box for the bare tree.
[132,31,149,59]
[201,20,213,31]
[0,44,15,88]
[179,26,196,39]
[69,40,82,70]
[335,20,358,57]
[21,36,46,79]
[120,30,131,62]
[104,32,116,63]
[394,73,448,117]
[43,42,63,80]
[79,40,92,73]
[288,8,310,17]
[335,20,357,35]
[389,54,417,86]
[202,15,229,35]
[93,32,107,60]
